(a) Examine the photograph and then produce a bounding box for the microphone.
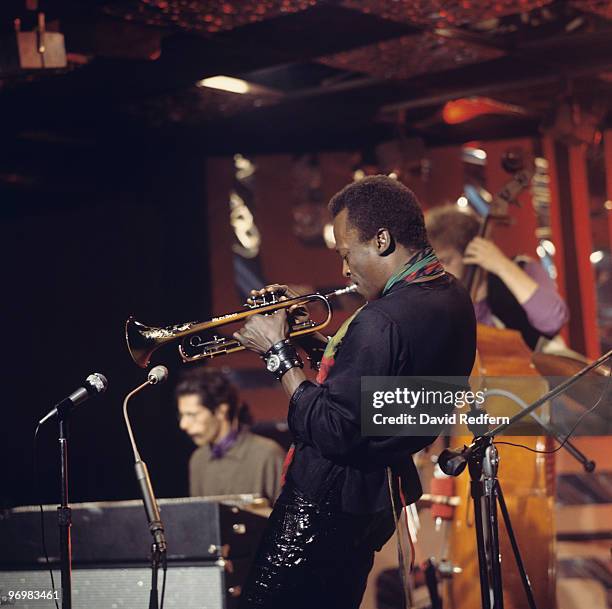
[148,365,168,385]
[39,373,108,425]
[437,446,470,477]
[123,367,169,555]
[135,461,167,552]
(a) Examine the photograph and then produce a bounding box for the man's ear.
[216,402,230,421]
[375,228,395,256]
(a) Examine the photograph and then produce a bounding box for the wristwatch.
[265,353,282,374]
[263,339,303,381]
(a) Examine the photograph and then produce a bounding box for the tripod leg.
[471,480,492,609]
[496,482,538,609]
[485,490,504,609]
[423,559,442,609]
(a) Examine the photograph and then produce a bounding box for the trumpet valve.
[291,319,316,331]
[200,336,242,359]
[246,290,283,309]
[246,295,265,308]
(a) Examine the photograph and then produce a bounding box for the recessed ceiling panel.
[571,0,612,21]
[103,0,314,33]
[319,32,503,80]
[340,0,555,28]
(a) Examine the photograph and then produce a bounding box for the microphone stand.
[41,373,107,609]
[123,374,168,609]
[438,348,611,609]
[56,398,74,609]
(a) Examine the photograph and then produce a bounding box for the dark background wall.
[1,137,210,507]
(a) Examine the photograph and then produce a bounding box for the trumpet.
[125,285,358,368]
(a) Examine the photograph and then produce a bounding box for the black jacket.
[287,273,476,514]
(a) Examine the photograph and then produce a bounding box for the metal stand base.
[148,543,160,609]
[467,437,537,609]
[57,403,73,609]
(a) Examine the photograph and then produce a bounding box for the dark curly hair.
[328,175,429,249]
[175,367,250,424]
[424,205,481,254]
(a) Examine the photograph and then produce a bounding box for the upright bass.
[446,166,556,609]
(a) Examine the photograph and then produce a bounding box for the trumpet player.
[233,175,477,609]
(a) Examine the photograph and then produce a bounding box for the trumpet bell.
[125,317,159,369]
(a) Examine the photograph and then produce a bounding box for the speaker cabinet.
[0,563,235,609]
[0,497,265,608]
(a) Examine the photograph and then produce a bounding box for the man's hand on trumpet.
[246,283,310,325]
[237,283,310,354]
[247,283,299,302]
[233,309,289,355]
[245,283,329,362]
[233,304,307,400]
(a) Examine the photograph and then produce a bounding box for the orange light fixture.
[443,97,528,124]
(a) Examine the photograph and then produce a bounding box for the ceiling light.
[471,149,487,160]
[461,146,488,166]
[443,98,528,125]
[197,76,250,94]
[590,250,604,264]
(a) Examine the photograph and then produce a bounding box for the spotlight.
[197,76,250,94]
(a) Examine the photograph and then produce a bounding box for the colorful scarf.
[382,246,445,296]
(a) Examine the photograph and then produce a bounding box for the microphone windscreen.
[87,373,108,395]
[438,448,468,477]
[148,366,169,385]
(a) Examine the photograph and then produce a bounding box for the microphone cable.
[491,370,611,456]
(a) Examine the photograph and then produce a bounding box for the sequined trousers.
[239,481,391,609]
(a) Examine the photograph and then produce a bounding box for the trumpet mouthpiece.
[330,284,358,297]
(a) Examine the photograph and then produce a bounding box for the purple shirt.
[210,428,240,459]
[474,259,569,335]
